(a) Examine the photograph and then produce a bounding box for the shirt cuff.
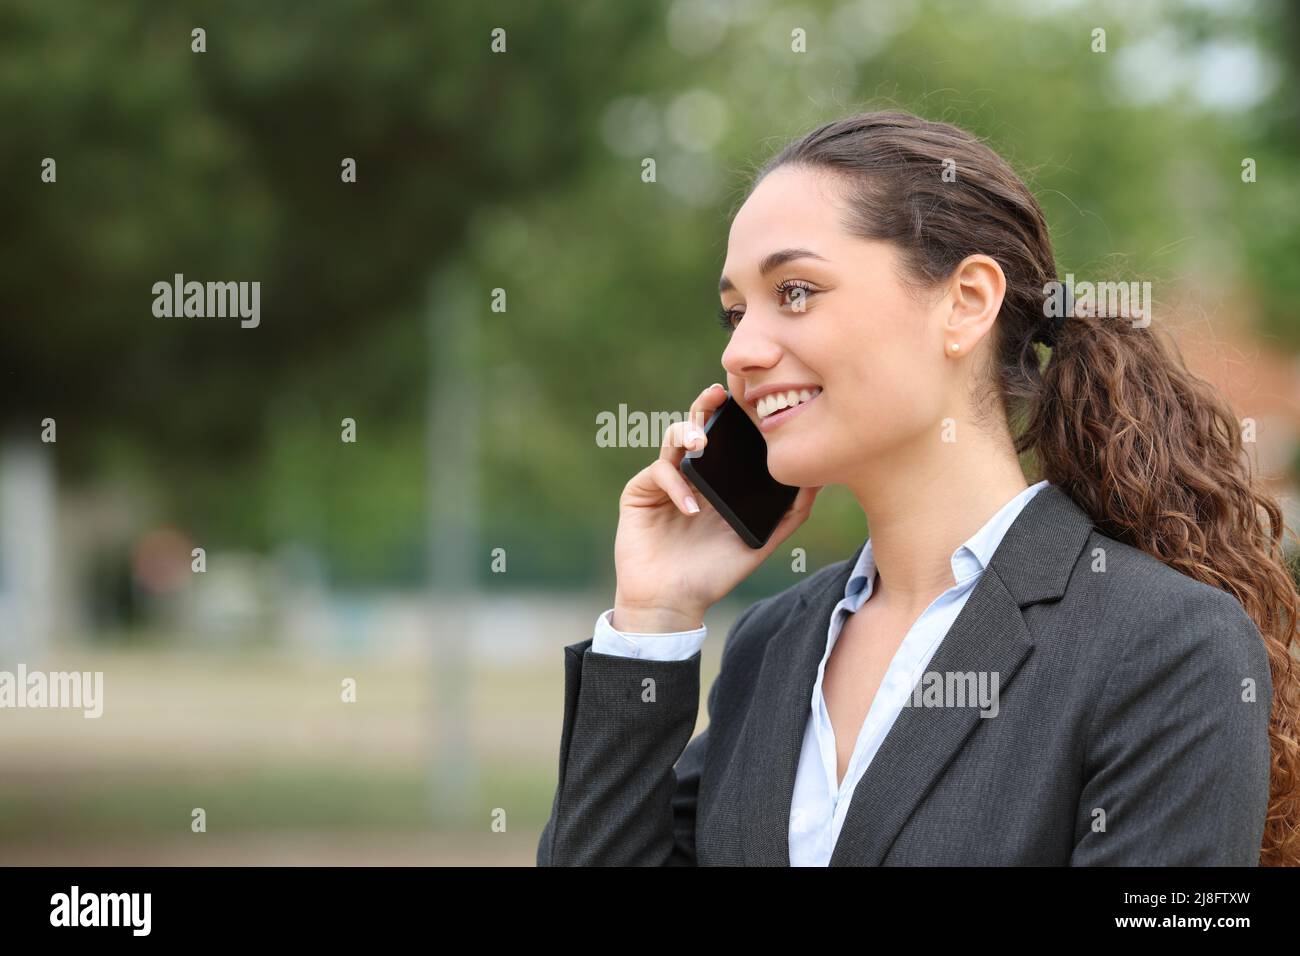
[590,608,708,661]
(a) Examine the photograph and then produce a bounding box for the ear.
[942,254,1006,350]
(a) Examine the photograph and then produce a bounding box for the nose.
[720,312,782,381]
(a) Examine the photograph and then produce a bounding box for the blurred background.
[3,0,1300,864]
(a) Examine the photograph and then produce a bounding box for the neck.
[843,427,1029,614]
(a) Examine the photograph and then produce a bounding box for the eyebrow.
[718,248,829,294]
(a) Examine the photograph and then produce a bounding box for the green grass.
[0,762,559,839]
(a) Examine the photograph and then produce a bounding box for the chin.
[765,445,822,489]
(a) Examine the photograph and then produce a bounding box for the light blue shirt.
[592,479,1049,865]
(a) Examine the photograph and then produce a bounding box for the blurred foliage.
[3,0,1298,591]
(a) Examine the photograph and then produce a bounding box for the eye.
[774,278,816,311]
[717,279,817,334]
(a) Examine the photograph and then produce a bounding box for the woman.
[536,110,1300,866]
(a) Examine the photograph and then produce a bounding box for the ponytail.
[1019,303,1300,866]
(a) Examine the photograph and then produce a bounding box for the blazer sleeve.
[1069,585,1273,866]
[536,599,761,866]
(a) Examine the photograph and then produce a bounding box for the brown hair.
[752,109,1300,865]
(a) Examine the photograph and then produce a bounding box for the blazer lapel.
[828,483,1094,865]
[738,542,865,866]
[733,483,1094,866]
[827,568,1034,865]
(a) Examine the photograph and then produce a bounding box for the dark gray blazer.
[536,484,1273,865]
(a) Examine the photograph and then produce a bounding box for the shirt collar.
[844,479,1051,603]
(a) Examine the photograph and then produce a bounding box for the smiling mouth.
[757,387,822,420]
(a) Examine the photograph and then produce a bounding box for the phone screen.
[679,394,800,548]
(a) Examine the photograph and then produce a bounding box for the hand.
[612,383,822,632]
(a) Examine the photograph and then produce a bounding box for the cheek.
[826,317,942,436]
[835,364,926,434]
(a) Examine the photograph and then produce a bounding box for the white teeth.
[758,387,821,419]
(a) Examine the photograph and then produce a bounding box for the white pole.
[0,439,56,667]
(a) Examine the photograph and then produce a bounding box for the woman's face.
[718,164,955,489]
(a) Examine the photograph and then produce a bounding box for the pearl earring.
[950,343,960,353]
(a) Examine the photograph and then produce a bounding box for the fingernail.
[684,495,700,514]
[709,383,724,392]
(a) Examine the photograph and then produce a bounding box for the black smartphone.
[679,393,800,549]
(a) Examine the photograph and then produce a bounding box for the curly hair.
[752,108,1300,866]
